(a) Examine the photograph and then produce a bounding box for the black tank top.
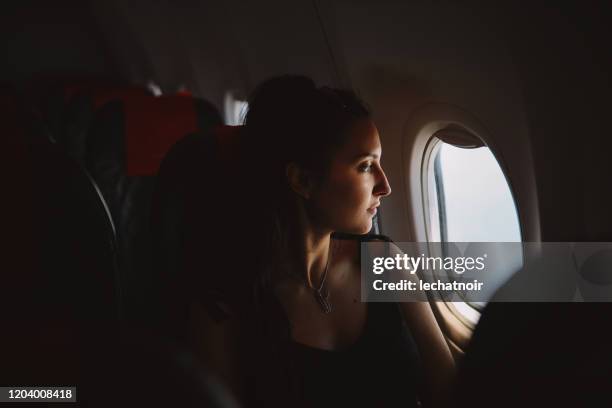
[288,300,422,407]
[238,234,423,407]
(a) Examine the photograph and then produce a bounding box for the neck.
[289,200,333,289]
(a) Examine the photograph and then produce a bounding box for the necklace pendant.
[314,291,333,314]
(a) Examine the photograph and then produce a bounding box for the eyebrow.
[353,153,380,161]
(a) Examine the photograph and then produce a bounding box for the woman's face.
[308,118,392,234]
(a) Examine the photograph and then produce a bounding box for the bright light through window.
[436,143,521,243]
[224,91,248,126]
[428,139,522,325]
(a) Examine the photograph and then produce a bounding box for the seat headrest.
[89,94,223,176]
[89,86,151,110]
[125,95,201,175]
[33,80,150,146]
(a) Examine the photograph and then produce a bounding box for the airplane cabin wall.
[321,1,538,243]
[91,0,338,114]
[1,0,120,81]
[497,3,612,242]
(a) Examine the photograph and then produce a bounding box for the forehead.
[335,118,381,160]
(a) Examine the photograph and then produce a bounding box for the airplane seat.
[85,93,223,327]
[151,125,249,339]
[58,85,151,162]
[1,88,120,384]
[80,327,239,407]
[22,77,119,137]
[454,301,612,407]
[37,81,151,161]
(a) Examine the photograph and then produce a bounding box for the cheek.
[315,175,373,228]
[335,178,371,208]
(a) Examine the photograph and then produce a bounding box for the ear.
[286,162,315,199]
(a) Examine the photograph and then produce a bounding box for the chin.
[358,224,372,234]
[333,216,373,235]
[344,221,372,235]
[357,217,374,234]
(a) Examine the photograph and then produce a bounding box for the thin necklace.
[311,240,334,314]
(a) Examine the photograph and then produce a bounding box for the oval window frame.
[402,103,525,352]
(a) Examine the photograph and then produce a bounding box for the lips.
[367,204,379,214]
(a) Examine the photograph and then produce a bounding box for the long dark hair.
[241,75,370,294]
[238,75,371,405]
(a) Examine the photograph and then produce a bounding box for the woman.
[188,75,455,407]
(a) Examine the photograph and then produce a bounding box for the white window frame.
[423,134,523,327]
[402,102,532,350]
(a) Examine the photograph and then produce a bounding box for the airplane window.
[426,136,522,325]
[224,91,248,125]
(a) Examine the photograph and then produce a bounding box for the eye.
[359,162,373,173]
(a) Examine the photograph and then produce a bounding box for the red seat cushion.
[125,95,201,176]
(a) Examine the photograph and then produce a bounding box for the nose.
[374,166,392,197]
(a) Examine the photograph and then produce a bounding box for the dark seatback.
[151,125,248,337]
[84,93,223,326]
[26,78,139,142]
[53,84,151,162]
[1,86,120,385]
[455,302,612,407]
